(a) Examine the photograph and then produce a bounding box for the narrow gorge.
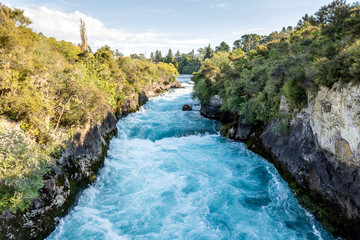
[1,1,359,239]
[45,75,334,240]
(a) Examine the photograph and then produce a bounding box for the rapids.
[47,75,335,240]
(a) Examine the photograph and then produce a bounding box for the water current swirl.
[47,75,335,240]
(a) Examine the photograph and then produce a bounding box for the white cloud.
[210,3,230,10]
[232,28,264,36]
[18,6,211,56]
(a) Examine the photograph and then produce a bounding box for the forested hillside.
[192,0,360,124]
[0,4,178,212]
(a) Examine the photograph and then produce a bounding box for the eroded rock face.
[253,83,360,239]
[310,82,360,164]
[258,109,360,238]
[200,95,234,123]
[0,80,182,240]
[221,115,252,141]
[0,112,118,240]
[199,83,360,238]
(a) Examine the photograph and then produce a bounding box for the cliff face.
[200,82,360,239]
[0,80,181,240]
[310,82,360,164]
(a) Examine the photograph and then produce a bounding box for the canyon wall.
[0,80,181,240]
[200,82,360,239]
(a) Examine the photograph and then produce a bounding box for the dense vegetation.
[0,4,178,212]
[148,49,201,74]
[192,0,360,124]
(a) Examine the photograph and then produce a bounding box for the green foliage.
[203,44,214,60]
[215,41,230,52]
[164,49,178,68]
[282,79,306,106]
[0,123,50,212]
[271,116,291,135]
[193,1,360,124]
[0,4,179,212]
[192,76,213,104]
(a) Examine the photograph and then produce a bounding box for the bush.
[0,4,180,212]
[0,123,50,212]
[192,1,360,126]
[282,79,306,106]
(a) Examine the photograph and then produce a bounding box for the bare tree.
[80,18,88,52]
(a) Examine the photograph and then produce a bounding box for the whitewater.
[47,75,335,240]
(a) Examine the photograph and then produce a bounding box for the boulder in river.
[182,104,192,111]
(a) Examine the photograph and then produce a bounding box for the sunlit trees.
[241,34,261,52]
[0,3,179,212]
[215,41,230,52]
[193,0,360,124]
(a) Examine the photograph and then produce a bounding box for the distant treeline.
[138,20,300,74]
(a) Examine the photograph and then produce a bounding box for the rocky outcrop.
[199,95,251,140]
[256,109,360,239]
[310,82,360,164]
[221,115,253,140]
[200,82,360,239]
[200,95,234,123]
[0,112,118,240]
[0,80,182,240]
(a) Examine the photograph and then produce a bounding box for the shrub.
[282,79,307,106]
[0,123,50,212]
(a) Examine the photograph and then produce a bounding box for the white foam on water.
[306,211,325,240]
[47,75,335,240]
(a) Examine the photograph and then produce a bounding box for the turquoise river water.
[47,75,336,240]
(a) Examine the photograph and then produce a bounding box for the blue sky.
[3,0,358,56]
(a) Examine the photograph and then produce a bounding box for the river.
[47,75,335,240]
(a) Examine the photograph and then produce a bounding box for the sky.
[3,0,358,56]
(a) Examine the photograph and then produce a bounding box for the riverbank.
[0,80,182,240]
[198,82,360,240]
[47,74,334,240]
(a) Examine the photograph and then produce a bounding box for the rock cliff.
[310,82,360,164]
[0,80,181,240]
[200,83,360,239]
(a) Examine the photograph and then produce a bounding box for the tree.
[130,53,146,60]
[115,49,123,58]
[155,50,162,63]
[164,49,178,68]
[234,34,261,52]
[203,44,214,60]
[215,41,230,52]
[150,52,155,62]
[240,34,260,52]
[233,39,242,50]
[188,49,196,60]
[0,4,32,26]
[315,0,348,25]
[197,47,205,60]
[79,18,88,52]
[297,13,317,27]
[175,50,181,62]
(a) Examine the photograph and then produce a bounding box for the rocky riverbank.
[198,82,360,240]
[0,80,182,240]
